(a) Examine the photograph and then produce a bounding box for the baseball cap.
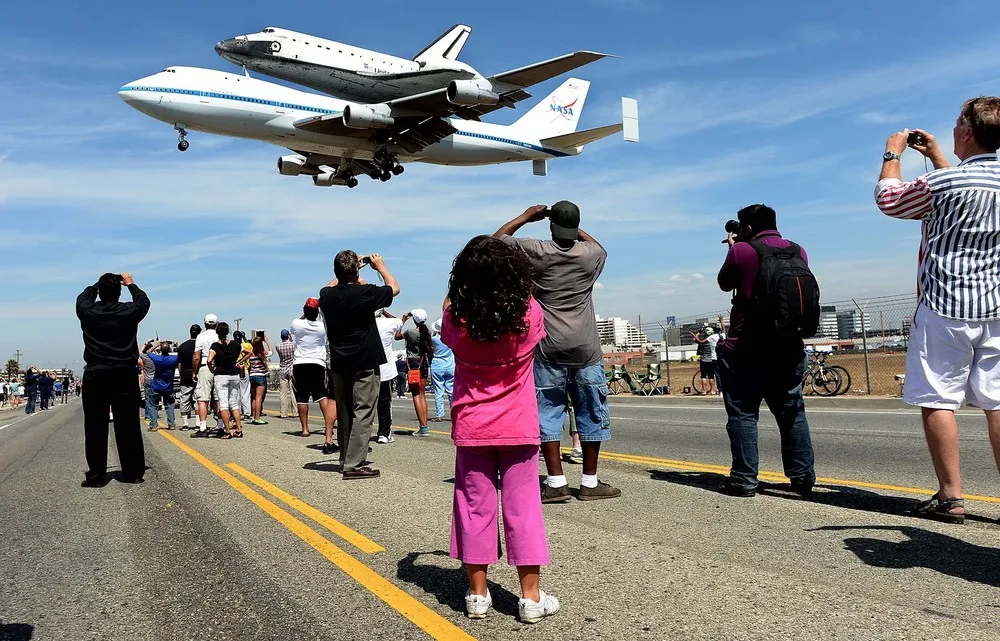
[190,323,202,334]
[204,313,218,325]
[280,329,290,340]
[411,308,428,325]
[432,318,442,333]
[549,200,580,241]
[305,297,320,310]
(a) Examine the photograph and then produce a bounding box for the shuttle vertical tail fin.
[510,78,590,139]
[413,25,472,63]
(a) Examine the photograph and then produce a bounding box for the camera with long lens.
[725,220,741,236]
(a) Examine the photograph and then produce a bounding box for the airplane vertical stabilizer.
[413,25,472,63]
[510,78,590,139]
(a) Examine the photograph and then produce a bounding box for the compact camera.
[907,131,924,146]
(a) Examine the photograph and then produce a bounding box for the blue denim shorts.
[249,374,268,387]
[534,359,611,443]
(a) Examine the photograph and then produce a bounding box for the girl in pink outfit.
[441,235,560,624]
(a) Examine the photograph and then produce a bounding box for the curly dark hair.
[447,236,533,342]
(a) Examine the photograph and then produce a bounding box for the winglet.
[413,24,472,63]
[622,97,639,142]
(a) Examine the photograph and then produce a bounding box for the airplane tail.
[510,78,590,139]
[413,24,472,63]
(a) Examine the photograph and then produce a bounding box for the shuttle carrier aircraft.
[119,66,639,188]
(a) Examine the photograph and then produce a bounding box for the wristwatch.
[883,151,901,162]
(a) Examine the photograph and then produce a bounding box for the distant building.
[595,315,647,351]
[818,305,838,339]
[836,309,871,338]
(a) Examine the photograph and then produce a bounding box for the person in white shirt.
[290,297,337,452]
[191,314,220,437]
[375,310,404,444]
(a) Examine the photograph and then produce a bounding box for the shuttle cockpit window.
[262,28,276,33]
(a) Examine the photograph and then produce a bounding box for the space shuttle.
[215,24,608,115]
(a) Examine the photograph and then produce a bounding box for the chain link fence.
[620,293,919,397]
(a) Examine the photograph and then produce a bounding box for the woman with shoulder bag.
[397,308,433,437]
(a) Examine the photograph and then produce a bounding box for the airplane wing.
[387,51,608,120]
[292,114,457,155]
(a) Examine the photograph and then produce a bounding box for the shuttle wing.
[387,50,608,120]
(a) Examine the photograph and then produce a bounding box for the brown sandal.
[908,493,965,524]
[220,433,233,440]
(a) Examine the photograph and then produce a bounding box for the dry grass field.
[628,352,908,396]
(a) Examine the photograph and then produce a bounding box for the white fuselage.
[215,27,481,103]
[118,67,575,167]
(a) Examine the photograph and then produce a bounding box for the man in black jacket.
[38,373,54,410]
[24,368,39,415]
[76,272,151,487]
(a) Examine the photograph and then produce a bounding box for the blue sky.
[3,1,1000,368]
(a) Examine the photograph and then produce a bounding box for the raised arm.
[367,254,400,297]
[492,206,548,238]
[76,280,101,319]
[121,274,150,322]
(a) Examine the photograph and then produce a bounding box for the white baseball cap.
[204,313,218,324]
[411,308,428,325]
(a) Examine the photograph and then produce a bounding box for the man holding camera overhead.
[875,97,1000,524]
[76,272,150,487]
[495,202,620,503]
[319,251,400,480]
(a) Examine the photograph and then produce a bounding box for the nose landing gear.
[174,124,189,152]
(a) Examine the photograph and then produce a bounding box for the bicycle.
[690,370,713,395]
[803,351,852,396]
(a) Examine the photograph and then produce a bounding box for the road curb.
[608,394,908,410]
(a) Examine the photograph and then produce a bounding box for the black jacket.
[24,371,39,393]
[76,282,151,373]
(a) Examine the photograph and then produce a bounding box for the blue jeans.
[534,359,611,443]
[151,391,175,428]
[143,382,155,422]
[431,365,454,418]
[717,347,815,490]
[25,392,37,414]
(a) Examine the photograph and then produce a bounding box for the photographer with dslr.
[715,205,818,498]
[76,272,150,486]
[875,97,1000,524]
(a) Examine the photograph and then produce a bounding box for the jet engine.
[313,172,349,187]
[446,79,500,107]
[342,104,394,130]
[277,155,308,176]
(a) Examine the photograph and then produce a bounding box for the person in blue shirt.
[148,341,179,430]
[429,318,456,422]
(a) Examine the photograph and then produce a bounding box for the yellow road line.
[226,463,384,554]
[374,421,1000,505]
[157,431,475,641]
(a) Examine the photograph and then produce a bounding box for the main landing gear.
[373,148,404,182]
[175,124,189,152]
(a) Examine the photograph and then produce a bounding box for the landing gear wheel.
[177,140,190,152]
[391,165,404,176]
[379,171,392,182]
[347,177,359,188]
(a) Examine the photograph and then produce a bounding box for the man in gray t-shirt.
[495,201,621,503]
[140,340,157,425]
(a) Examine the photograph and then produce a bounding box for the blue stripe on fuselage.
[119,85,570,157]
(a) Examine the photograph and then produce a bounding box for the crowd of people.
[1,369,78,413]
[65,95,1000,626]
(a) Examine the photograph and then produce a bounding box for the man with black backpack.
[715,204,819,498]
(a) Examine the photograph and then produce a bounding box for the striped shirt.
[875,153,1000,320]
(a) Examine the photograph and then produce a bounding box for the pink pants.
[450,444,550,566]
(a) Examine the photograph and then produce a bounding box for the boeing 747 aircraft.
[215,25,608,118]
[119,66,638,188]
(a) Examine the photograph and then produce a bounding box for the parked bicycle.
[803,351,852,396]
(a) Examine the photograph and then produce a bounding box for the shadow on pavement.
[648,469,725,491]
[302,461,342,473]
[0,622,34,640]
[812,525,1000,588]
[396,551,520,616]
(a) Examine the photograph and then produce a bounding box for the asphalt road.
[1,395,997,641]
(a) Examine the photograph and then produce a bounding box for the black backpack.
[746,239,820,339]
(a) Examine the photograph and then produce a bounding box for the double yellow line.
[158,431,475,641]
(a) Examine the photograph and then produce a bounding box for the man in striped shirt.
[276,329,296,418]
[875,96,1000,525]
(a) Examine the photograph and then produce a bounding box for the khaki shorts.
[195,367,215,402]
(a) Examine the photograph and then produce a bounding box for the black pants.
[377,381,393,438]
[82,367,145,481]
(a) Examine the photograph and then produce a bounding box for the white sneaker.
[465,590,492,619]
[377,435,389,444]
[518,589,559,624]
[385,434,395,443]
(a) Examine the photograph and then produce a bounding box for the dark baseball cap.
[549,200,580,241]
